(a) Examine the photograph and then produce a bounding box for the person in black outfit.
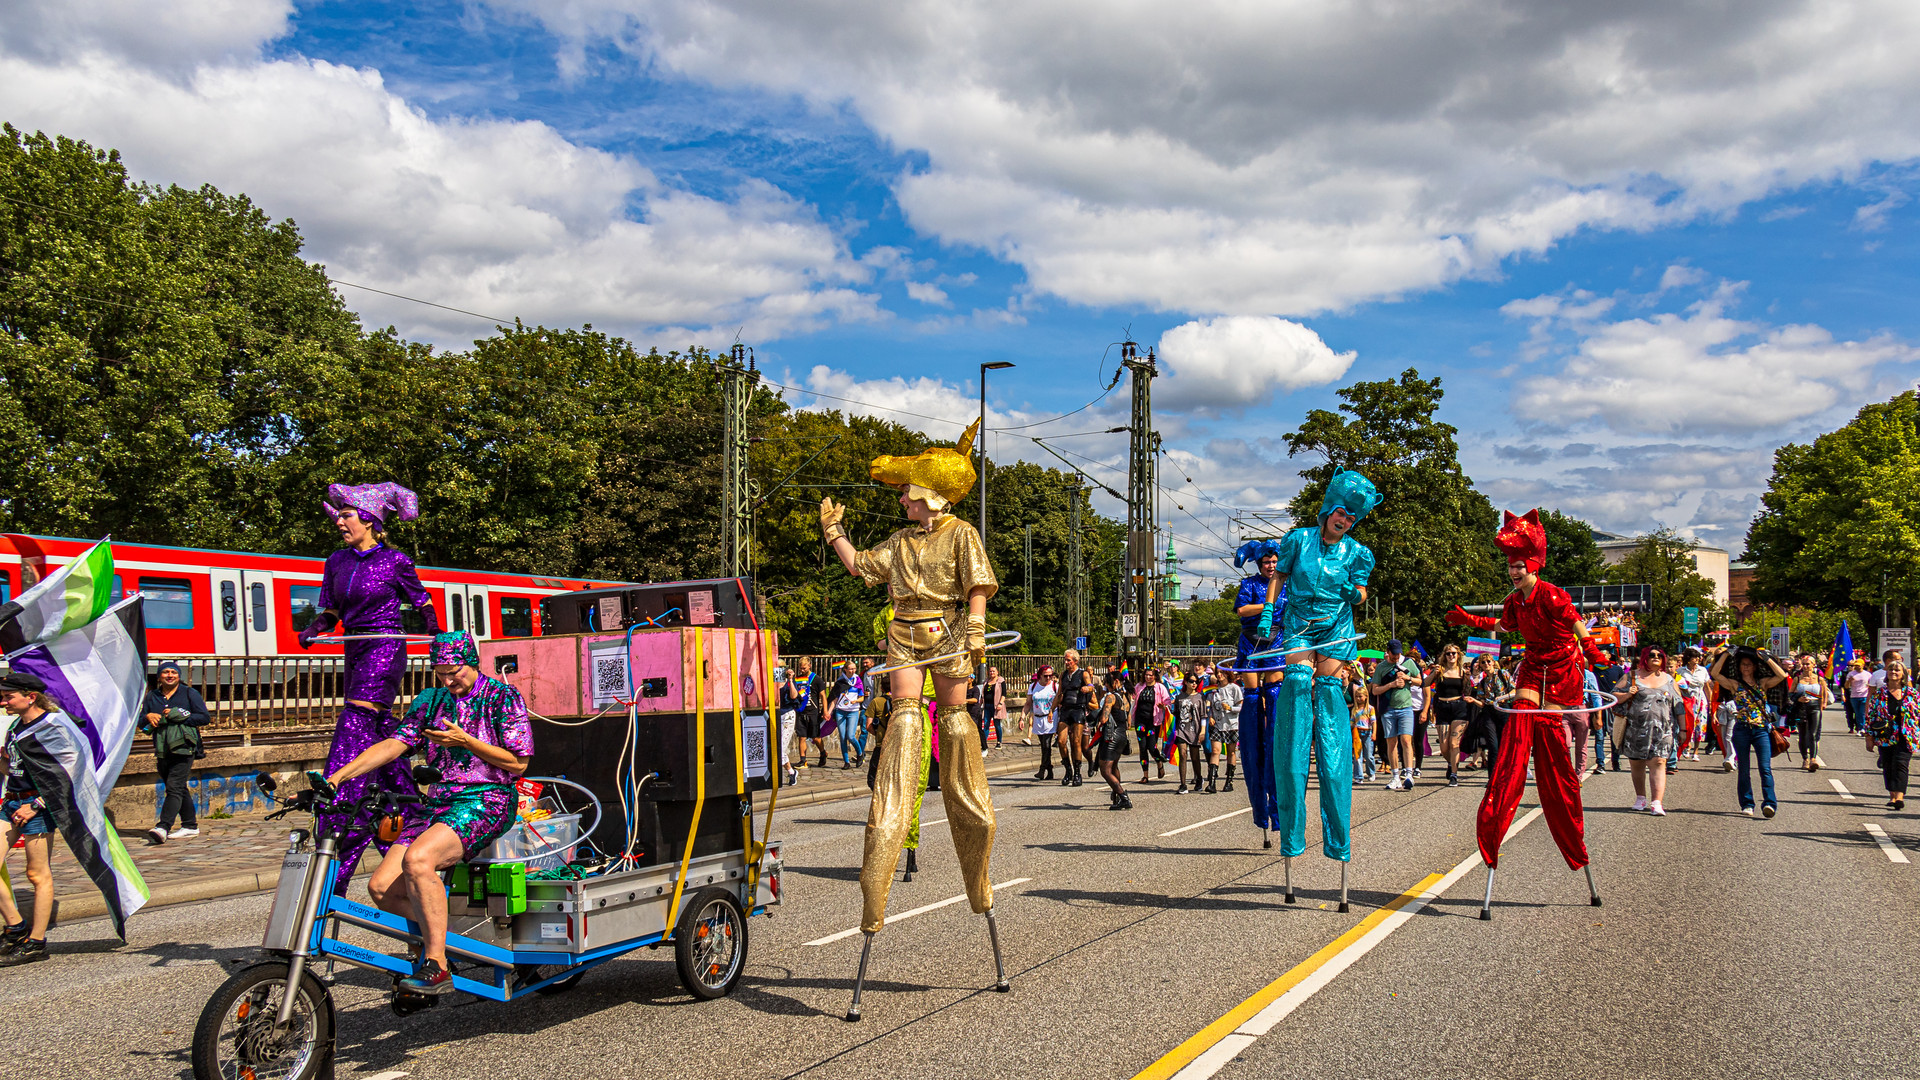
[140,661,209,845]
[1056,649,1094,787]
[1094,670,1134,809]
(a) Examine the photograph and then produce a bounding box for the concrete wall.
[108,740,329,824]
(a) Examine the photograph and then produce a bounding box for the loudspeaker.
[541,577,761,635]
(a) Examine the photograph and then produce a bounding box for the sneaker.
[1447,773,1460,788]
[0,938,46,966]
[1721,760,1734,773]
[168,826,200,839]
[1631,796,1648,811]
[0,923,26,958]
[1649,801,1666,816]
[398,957,454,995]
[1762,804,1777,819]
[1741,807,1755,817]
[1412,769,1423,779]
[144,827,167,846]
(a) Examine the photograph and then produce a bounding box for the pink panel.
[700,629,738,712]
[626,630,687,714]
[477,636,579,718]
[736,631,777,710]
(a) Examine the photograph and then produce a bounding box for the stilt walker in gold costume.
[820,419,1006,1021]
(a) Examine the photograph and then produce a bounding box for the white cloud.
[1657,263,1708,291]
[0,0,879,344]
[1155,316,1356,413]
[790,366,1041,440]
[496,0,1920,316]
[904,281,950,306]
[1509,285,1918,435]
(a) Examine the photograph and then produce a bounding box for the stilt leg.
[1479,866,1496,921]
[903,848,917,882]
[1283,856,1296,904]
[1584,863,1601,907]
[985,909,1010,992]
[1338,861,1350,914]
[846,931,875,1021]
[1261,827,1271,849]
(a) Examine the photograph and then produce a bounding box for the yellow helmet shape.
[871,419,979,511]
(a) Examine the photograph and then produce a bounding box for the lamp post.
[980,361,1014,685]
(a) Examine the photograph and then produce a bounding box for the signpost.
[1683,607,1699,634]
[1770,626,1790,657]
[1879,627,1912,669]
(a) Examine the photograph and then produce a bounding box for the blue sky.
[6,1,1920,595]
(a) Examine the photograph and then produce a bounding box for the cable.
[328,278,512,325]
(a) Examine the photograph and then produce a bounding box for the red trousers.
[1476,706,1588,870]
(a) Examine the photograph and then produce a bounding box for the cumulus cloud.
[495,0,1920,316]
[1156,316,1356,413]
[790,366,1044,441]
[1509,285,1919,435]
[0,0,879,344]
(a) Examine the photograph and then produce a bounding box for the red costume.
[1446,510,1609,872]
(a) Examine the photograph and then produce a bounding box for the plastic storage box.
[481,813,581,871]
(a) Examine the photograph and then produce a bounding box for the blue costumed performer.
[1270,470,1379,909]
[1231,539,1286,845]
[299,481,443,892]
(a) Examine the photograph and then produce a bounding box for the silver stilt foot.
[1283,856,1296,903]
[1338,861,1350,914]
[1261,828,1271,850]
[903,848,917,883]
[1584,863,1601,907]
[1479,866,1496,921]
[845,931,875,1021]
[984,908,1010,992]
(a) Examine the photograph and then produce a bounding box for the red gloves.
[1445,605,1497,632]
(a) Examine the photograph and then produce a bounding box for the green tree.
[1169,597,1240,649]
[1603,530,1719,648]
[1725,604,1846,657]
[1283,368,1504,649]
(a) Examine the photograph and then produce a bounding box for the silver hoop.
[1245,632,1367,661]
[868,630,1022,677]
[309,633,439,644]
[1489,691,1619,715]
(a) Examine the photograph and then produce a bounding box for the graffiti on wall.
[152,768,269,818]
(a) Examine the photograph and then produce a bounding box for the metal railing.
[147,656,438,733]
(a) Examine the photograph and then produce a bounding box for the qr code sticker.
[742,713,771,777]
[589,644,629,707]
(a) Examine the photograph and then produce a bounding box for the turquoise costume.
[1272,470,1380,863]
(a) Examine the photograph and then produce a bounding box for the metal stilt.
[1338,861,1350,914]
[985,909,1010,992]
[845,931,875,1022]
[1584,863,1601,907]
[1283,856,1296,903]
[903,848,917,882]
[1261,827,1271,849]
[1479,866,1496,921]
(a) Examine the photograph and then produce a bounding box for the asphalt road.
[10,713,1913,1080]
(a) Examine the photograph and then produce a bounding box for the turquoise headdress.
[1319,470,1382,524]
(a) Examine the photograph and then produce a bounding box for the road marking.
[364,1072,410,1080]
[804,878,1033,945]
[1161,806,1252,837]
[1865,823,1908,864]
[1135,809,1545,1080]
[922,818,947,828]
[1830,779,1855,800]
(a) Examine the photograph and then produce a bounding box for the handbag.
[1769,726,1789,756]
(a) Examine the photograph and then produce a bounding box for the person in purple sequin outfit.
[299,481,442,892]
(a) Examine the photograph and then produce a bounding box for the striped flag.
[8,595,148,794]
[0,538,114,656]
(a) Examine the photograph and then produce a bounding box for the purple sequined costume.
[390,670,535,858]
[318,543,441,892]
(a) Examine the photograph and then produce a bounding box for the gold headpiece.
[871,419,979,510]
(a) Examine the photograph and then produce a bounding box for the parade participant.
[1058,650,1094,787]
[1268,470,1379,908]
[1205,677,1242,793]
[1447,509,1610,916]
[1029,665,1059,781]
[1094,670,1134,809]
[1131,670,1172,783]
[818,419,1007,1018]
[1230,539,1286,844]
[324,631,531,994]
[299,481,442,892]
[1174,675,1208,793]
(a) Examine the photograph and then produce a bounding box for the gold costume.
[855,515,996,679]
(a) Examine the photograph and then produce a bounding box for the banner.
[1466,636,1502,657]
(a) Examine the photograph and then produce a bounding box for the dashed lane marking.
[804,878,1033,946]
[1160,806,1253,838]
[1865,823,1908,864]
[1829,778,1855,800]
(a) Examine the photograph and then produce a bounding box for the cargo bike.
[192,624,787,1080]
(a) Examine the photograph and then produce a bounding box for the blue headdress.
[1319,470,1382,524]
[1234,539,1284,569]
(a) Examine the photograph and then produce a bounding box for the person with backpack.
[140,661,209,845]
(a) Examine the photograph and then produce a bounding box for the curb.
[55,748,1043,922]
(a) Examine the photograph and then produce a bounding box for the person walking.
[1206,677,1242,793]
[1028,666,1058,780]
[775,664,801,786]
[1174,675,1208,793]
[1676,648,1711,761]
[1844,659,1872,735]
[1430,644,1476,787]
[1788,654,1831,771]
[1131,672,1172,784]
[830,660,866,770]
[1094,670,1133,810]
[980,665,1008,752]
[1466,653,1512,770]
[1867,660,1918,811]
[0,673,61,965]
[141,660,209,844]
[1614,646,1682,815]
[1057,649,1094,787]
[1370,640,1421,790]
[1351,679,1377,783]
[1711,646,1790,818]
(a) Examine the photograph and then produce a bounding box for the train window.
[221,581,237,631]
[499,596,532,638]
[288,586,323,631]
[449,595,464,632]
[473,596,491,637]
[140,577,195,629]
[249,582,267,632]
[400,603,430,636]
[0,571,8,603]
[111,574,124,603]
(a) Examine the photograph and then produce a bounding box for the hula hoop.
[1246,632,1367,661]
[309,633,439,644]
[1490,691,1619,716]
[868,630,1022,677]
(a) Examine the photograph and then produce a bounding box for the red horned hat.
[1494,509,1548,574]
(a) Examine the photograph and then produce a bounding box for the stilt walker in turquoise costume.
[1269,469,1380,912]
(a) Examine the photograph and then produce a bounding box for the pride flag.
[0,538,114,656]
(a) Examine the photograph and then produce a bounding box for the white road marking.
[364,1072,410,1080]
[804,878,1033,945]
[1160,806,1252,837]
[922,818,947,828]
[1865,823,1909,864]
[1830,778,1855,800]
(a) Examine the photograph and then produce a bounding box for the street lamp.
[979,361,1014,683]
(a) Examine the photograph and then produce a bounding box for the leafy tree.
[1725,604,1847,658]
[1282,368,1504,648]
[1603,530,1719,648]
[1169,597,1240,649]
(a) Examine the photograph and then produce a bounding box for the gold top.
[854,513,998,609]
[870,419,980,507]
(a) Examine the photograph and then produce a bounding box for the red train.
[0,534,628,658]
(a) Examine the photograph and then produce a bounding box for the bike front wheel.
[192,961,333,1080]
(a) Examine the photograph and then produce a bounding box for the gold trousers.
[859,700,998,933]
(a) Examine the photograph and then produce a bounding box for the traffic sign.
[1683,607,1699,634]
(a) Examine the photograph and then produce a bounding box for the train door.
[209,569,277,656]
[440,584,490,641]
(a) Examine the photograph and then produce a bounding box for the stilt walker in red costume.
[1445,510,1611,919]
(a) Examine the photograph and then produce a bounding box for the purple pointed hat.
[323,482,420,530]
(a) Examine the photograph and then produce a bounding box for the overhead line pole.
[721,343,759,580]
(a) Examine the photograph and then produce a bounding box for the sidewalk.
[13,739,1044,923]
